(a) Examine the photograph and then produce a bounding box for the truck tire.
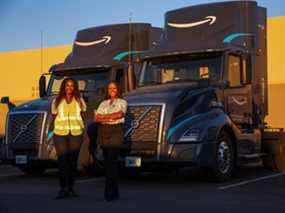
[210,131,236,182]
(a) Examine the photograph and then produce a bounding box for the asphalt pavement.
[0,165,285,213]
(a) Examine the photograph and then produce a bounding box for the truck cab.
[2,23,162,174]
[123,1,267,181]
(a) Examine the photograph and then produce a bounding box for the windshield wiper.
[141,81,162,87]
[80,90,97,93]
[47,92,58,96]
[164,79,199,84]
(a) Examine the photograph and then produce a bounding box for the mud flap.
[197,141,216,167]
[262,129,285,172]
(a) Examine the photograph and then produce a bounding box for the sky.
[0,0,284,52]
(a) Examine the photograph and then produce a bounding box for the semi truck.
[1,23,162,174]
[121,1,285,181]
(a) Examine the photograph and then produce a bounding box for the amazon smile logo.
[75,35,111,46]
[168,16,216,28]
[229,96,247,106]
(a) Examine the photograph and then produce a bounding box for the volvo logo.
[130,120,140,130]
[20,124,28,132]
[124,106,152,138]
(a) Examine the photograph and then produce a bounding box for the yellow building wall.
[0,45,72,136]
[0,45,72,102]
[266,16,285,129]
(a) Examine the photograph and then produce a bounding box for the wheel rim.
[217,141,231,174]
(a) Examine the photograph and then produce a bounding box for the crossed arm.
[95,111,124,123]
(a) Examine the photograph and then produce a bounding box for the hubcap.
[217,141,231,174]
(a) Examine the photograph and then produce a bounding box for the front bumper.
[3,141,57,165]
[118,141,217,170]
[4,154,57,167]
[170,141,216,167]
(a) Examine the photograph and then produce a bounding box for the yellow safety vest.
[53,98,85,136]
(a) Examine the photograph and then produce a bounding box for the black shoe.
[54,189,69,200]
[105,195,119,202]
[68,188,79,198]
[105,197,114,202]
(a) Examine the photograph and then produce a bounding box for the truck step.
[238,153,267,160]
[238,153,266,166]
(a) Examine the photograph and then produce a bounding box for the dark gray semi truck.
[121,1,284,181]
[1,23,162,174]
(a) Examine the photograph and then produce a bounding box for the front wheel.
[210,131,236,182]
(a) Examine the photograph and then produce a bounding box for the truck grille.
[7,111,46,145]
[124,104,165,148]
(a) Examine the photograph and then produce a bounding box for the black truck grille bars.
[6,111,47,145]
[124,103,165,149]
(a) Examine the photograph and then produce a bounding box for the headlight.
[47,131,54,141]
[179,128,200,142]
[46,131,54,151]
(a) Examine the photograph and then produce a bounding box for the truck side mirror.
[1,96,9,104]
[1,96,16,111]
[221,80,230,88]
[210,100,224,109]
[39,75,47,98]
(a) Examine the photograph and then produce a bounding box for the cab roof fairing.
[142,1,263,61]
[51,23,162,72]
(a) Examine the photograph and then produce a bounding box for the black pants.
[103,148,120,200]
[54,134,82,190]
[87,122,98,161]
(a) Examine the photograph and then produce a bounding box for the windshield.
[139,54,222,87]
[47,70,110,96]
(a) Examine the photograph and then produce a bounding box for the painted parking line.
[0,172,23,178]
[77,177,105,184]
[219,172,285,190]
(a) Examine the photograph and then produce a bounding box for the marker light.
[179,128,200,142]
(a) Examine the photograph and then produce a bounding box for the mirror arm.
[7,102,16,111]
[39,75,47,98]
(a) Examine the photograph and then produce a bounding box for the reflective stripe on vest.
[54,125,82,130]
[54,99,84,136]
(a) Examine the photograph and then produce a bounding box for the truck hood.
[125,83,215,144]
[11,97,53,112]
[126,82,200,104]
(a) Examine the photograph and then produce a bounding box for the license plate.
[15,155,28,165]
[125,157,141,167]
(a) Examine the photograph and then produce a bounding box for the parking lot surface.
[0,165,285,213]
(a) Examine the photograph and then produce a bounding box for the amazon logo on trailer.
[75,35,111,46]
[168,16,217,28]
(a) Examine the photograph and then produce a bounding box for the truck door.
[223,54,253,126]
[114,67,130,94]
[114,64,138,94]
